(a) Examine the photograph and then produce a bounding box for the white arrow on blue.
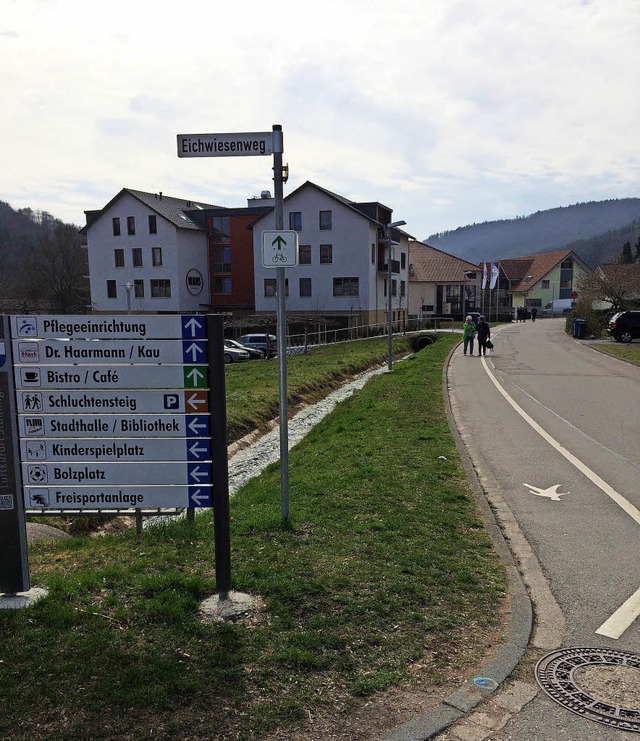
[186,415,209,436]
[187,440,211,460]
[188,487,212,507]
[182,316,206,338]
[183,341,206,363]
[188,464,211,484]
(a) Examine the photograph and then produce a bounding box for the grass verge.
[1,334,507,740]
[590,342,640,365]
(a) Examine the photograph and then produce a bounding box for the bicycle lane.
[441,320,640,740]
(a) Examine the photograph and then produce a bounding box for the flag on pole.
[490,262,499,290]
[482,262,488,289]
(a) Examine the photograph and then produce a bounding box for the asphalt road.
[447,318,640,740]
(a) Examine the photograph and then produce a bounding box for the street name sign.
[177,132,275,158]
[261,230,299,268]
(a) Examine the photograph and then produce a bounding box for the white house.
[83,189,216,313]
[250,181,411,330]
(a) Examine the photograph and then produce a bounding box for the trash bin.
[573,319,587,339]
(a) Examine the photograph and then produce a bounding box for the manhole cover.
[535,648,640,733]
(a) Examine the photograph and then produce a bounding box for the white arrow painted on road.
[524,483,569,501]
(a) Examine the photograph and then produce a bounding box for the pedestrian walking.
[476,315,491,356]
[531,307,537,322]
[462,315,476,355]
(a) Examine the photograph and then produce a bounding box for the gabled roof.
[502,250,591,293]
[82,188,219,232]
[409,242,480,282]
[248,180,414,238]
[597,262,640,284]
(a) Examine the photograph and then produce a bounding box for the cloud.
[0,0,638,235]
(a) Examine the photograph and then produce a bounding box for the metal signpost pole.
[0,315,29,595]
[386,220,406,371]
[272,124,290,522]
[207,315,231,598]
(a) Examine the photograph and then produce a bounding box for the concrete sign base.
[0,587,48,609]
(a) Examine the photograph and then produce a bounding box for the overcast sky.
[2,0,639,239]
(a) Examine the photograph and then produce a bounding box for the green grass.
[0,334,507,740]
[591,342,640,365]
[224,335,411,440]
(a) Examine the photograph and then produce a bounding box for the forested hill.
[0,200,68,268]
[426,198,640,266]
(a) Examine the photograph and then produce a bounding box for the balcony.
[378,259,400,274]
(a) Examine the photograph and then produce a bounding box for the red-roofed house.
[408,242,481,320]
[497,250,592,314]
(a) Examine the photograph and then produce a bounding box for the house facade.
[497,250,592,313]
[206,194,273,318]
[83,189,215,313]
[250,181,411,330]
[408,242,481,320]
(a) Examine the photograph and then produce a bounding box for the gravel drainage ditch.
[535,647,640,733]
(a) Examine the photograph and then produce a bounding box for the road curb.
[383,342,533,741]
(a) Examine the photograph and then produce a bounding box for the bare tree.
[576,265,639,314]
[22,223,89,313]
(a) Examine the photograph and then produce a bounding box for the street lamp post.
[387,220,406,370]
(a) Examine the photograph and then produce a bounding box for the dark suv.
[607,311,640,343]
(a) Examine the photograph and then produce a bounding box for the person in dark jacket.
[476,315,491,356]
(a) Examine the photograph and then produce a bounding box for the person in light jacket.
[476,315,491,356]
[462,315,476,355]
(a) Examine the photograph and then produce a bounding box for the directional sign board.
[261,230,299,268]
[10,314,206,340]
[12,339,207,365]
[10,314,217,511]
[14,364,207,390]
[25,486,212,510]
[16,389,209,415]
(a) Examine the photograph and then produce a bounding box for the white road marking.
[523,483,568,501]
[481,354,640,639]
[596,587,640,639]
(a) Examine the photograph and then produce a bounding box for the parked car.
[223,343,250,364]
[224,338,264,360]
[606,310,640,343]
[237,333,277,357]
